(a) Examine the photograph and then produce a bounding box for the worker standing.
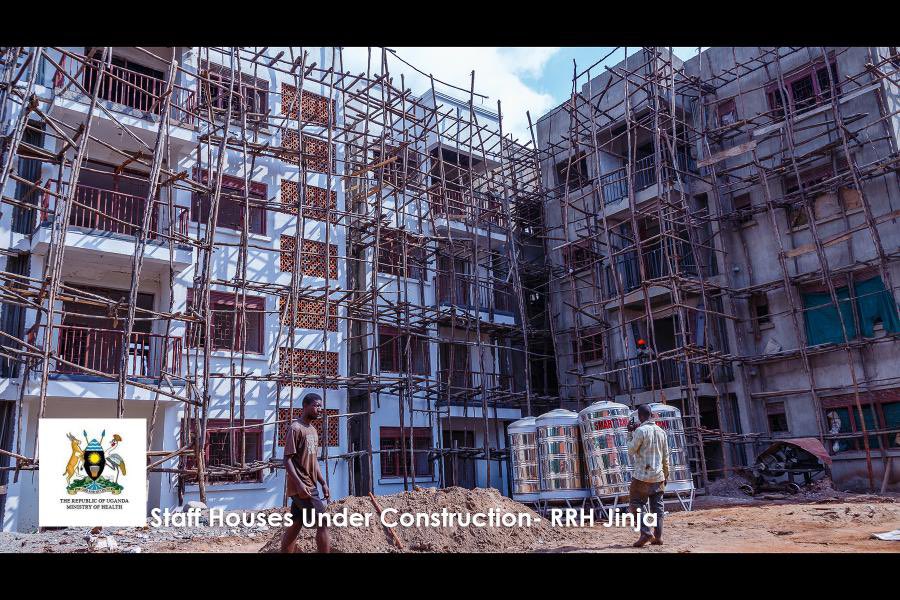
[281,393,331,553]
[626,403,670,547]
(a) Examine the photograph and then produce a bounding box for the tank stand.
[663,488,695,512]
[588,494,630,520]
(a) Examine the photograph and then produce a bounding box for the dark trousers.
[628,479,664,538]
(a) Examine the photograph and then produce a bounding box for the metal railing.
[598,150,698,206]
[47,183,189,239]
[431,189,507,229]
[604,244,710,297]
[615,356,732,392]
[53,55,196,125]
[436,274,514,314]
[53,324,182,379]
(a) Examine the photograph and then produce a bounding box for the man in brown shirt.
[280,393,331,553]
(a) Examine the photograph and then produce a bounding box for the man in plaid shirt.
[627,403,671,547]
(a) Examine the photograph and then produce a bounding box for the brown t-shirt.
[284,419,319,497]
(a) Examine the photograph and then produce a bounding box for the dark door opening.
[0,401,14,522]
[442,429,476,489]
[699,396,725,481]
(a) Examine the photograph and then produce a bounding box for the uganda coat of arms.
[64,430,127,495]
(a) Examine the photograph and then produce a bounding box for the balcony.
[53,325,182,380]
[431,189,509,243]
[64,184,189,240]
[436,273,515,322]
[597,151,697,211]
[52,55,196,125]
[615,356,732,392]
[605,244,706,298]
[23,183,193,274]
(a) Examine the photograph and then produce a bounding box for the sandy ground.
[4,486,898,554]
[157,498,900,554]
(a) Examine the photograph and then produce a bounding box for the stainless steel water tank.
[508,417,540,503]
[578,401,633,498]
[535,409,590,501]
[643,403,694,492]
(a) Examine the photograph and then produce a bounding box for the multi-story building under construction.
[0,45,898,532]
[536,46,900,493]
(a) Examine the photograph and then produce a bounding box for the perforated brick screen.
[277,407,339,447]
[278,129,336,173]
[279,347,339,388]
[279,235,338,279]
[279,296,338,331]
[280,179,338,223]
[281,83,334,125]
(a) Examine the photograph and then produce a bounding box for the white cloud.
[340,47,559,144]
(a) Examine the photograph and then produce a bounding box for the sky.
[341,47,704,143]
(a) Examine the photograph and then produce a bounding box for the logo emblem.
[64,430,127,495]
[40,418,146,527]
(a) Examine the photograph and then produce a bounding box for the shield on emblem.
[84,439,105,481]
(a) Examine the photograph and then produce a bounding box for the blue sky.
[519,47,703,105]
[343,47,705,142]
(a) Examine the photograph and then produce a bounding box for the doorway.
[442,429,476,489]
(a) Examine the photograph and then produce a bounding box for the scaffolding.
[0,46,559,506]
[534,46,900,491]
[1,45,897,507]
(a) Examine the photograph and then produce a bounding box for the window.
[377,326,430,374]
[555,153,590,192]
[766,59,839,117]
[716,98,737,127]
[186,289,265,354]
[563,239,599,273]
[823,390,900,453]
[751,293,771,327]
[191,170,266,235]
[380,427,433,478]
[199,62,269,122]
[801,275,900,346]
[181,418,264,484]
[732,193,753,223]
[377,229,426,280]
[439,342,470,390]
[573,326,604,364]
[766,402,789,433]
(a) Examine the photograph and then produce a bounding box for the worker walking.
[281,393,331,553]
[626,403,671,547]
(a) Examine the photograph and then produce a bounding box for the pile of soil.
[706,475,754,499]
[260,486,572,553]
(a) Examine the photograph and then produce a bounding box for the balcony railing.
[598,151,697,206]
[604,244,710,297]
[615,356,732,392]
[431,189,507,229]
[53,55,196,125]
[436,274,514,315]
[53,325,182,379]
[44,183,189,240]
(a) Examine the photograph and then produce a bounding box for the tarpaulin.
[757,437,832,466]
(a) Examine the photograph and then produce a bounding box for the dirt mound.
[260,487,571,553]
[706,475,753,498]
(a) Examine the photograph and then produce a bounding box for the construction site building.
[0,46,554,532]
[535,47,900,493]
[3,45,897,534]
